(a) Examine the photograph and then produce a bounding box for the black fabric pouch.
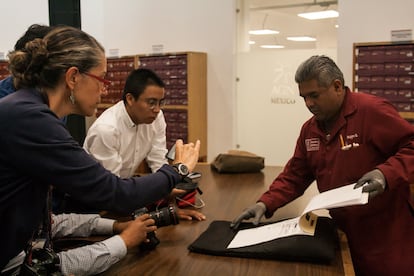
[188,217,338,263]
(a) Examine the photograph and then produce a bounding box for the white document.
[227,217,311,248]
[302,183,369,214]
[227,183,368,249]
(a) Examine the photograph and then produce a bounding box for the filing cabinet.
[138,52,207,161]
[353,42,414,122]
[97,56,139,117]
[98,52,207,161]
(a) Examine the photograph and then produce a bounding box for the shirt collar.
[341,87,357,118]
[119,101,136,128]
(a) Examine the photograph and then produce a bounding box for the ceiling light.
[249,29,279,35]
[260,45,285,49]
[248,41,256,45]
[298,10,338,20]
[287,36,316,42]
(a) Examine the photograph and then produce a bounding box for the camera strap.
[24,186,54,265]
[176,190,205,209]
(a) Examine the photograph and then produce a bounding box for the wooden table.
[101,164,355,276]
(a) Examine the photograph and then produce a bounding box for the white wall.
[338,0,414,88]
[0,0,49,55]
[236,49,336,166]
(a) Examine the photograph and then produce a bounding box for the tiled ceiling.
[247,0,338,50]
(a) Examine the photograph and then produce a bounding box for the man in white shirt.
[84,68,205,221]
[54,213,154,275]
[3,212,156,276]
[84,69,167,177]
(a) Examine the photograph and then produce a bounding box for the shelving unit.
[353,42,414,122]
[98,52,207,161]
[97,56,139,117]
[138,52,207,160]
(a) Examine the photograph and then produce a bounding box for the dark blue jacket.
[0,76,15,98]
[0,88,181,269]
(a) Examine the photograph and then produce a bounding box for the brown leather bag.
[211,150,264,173]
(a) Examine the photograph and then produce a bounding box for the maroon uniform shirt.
[260,88,414,276]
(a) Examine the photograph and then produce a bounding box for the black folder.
[188,217,338,263]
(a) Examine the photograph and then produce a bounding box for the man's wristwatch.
[172,163,189,178]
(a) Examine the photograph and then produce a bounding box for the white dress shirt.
[53,213,126,276]
[84,101,168,177]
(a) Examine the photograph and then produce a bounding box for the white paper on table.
[227,183,369,249]
[227,217,312,249]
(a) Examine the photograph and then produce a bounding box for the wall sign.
[391,29,412,42]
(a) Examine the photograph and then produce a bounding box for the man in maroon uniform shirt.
[232,55,414,276]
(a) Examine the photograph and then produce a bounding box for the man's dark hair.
[14,24,54,50]
[122,68,165,102]
[295,55,345,88]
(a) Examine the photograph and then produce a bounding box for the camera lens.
[149,205,179,227]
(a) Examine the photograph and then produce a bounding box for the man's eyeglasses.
[144,98,166,109]
[83,72,111,89]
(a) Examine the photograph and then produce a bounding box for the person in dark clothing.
[0,25,200,274]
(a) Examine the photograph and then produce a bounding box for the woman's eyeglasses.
[83,72,111,89]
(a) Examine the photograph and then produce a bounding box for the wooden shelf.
[162,105,188,110]
[99,52,207,160]
[138,52,207,159]
[353,42,414,124]
[399,112,414,120]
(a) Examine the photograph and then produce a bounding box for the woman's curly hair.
[8,25,105,90]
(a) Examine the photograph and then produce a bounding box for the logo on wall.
[270,65,296,105]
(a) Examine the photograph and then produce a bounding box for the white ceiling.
[247,0,338,50]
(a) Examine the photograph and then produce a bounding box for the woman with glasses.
[84,68,206,221]
[0,25,200,275]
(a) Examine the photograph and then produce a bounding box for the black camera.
[20,248,62,276]
[132,205,179,250]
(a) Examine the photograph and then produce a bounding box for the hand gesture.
[354,169,386,199]
[230,202,266,230]
[173,139,200,172]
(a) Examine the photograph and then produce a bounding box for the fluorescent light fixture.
[248,41,256,45]
[298,10,338,20]
[260,45,285,49]
[249,29,279,35]
[287,36,316,42]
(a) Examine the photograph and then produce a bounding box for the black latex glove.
[354,169,387,199]
[230,202,266,230]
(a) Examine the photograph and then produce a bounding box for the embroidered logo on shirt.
[340,133,360,151]
[305,138,320,151]
[346,133,359,140]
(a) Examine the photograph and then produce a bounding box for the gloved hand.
[354,169,387,199]
[230,202,266,230]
